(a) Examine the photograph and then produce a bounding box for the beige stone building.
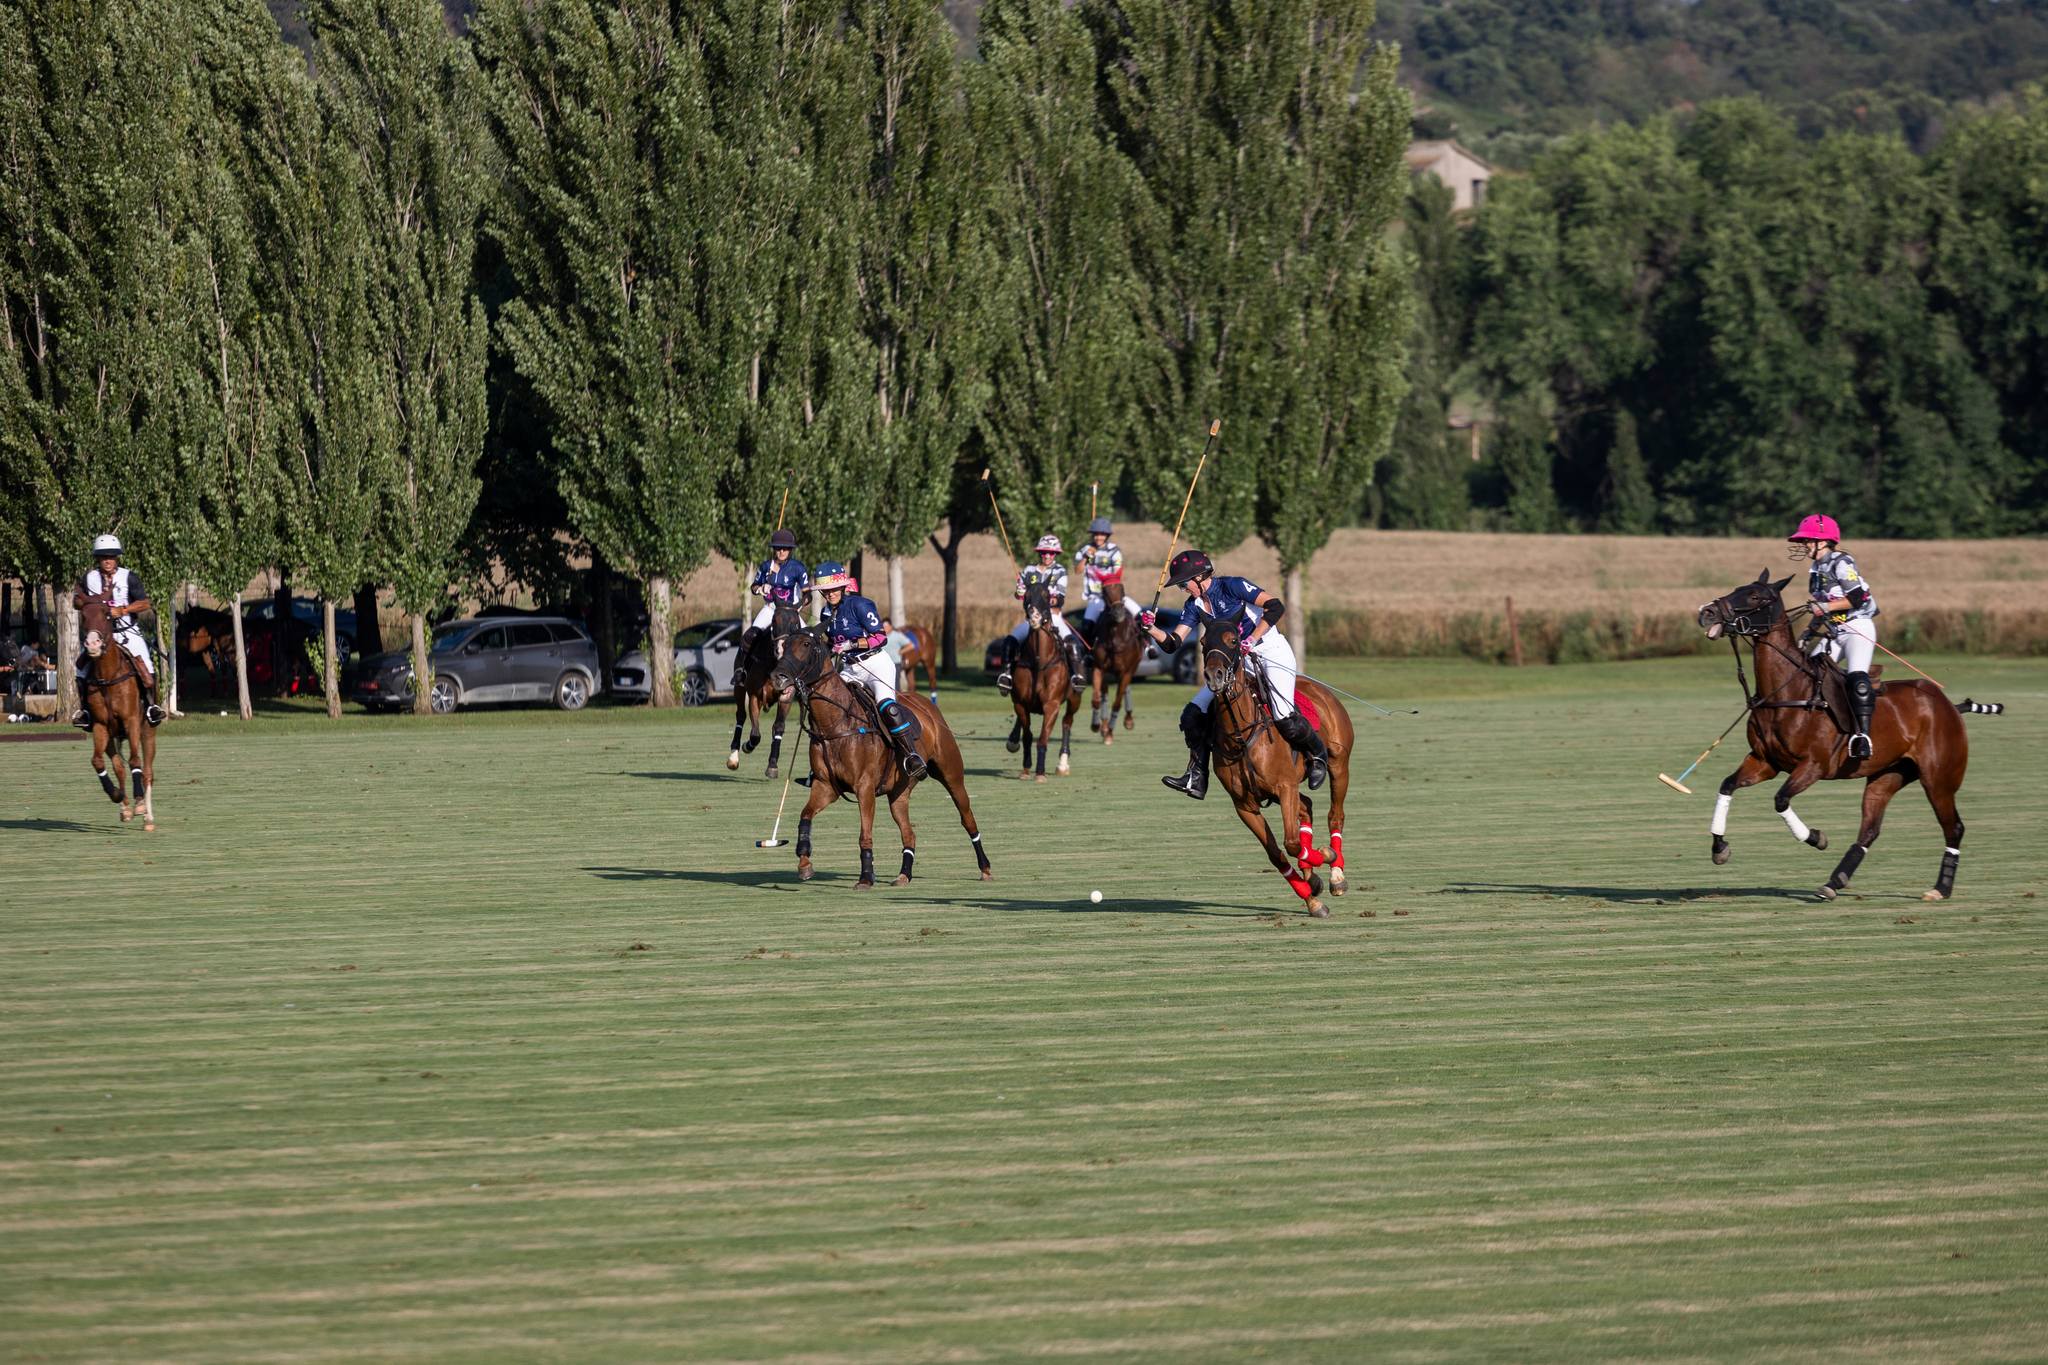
[1404,139,1494,212]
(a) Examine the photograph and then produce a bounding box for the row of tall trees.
[5,0,1416,712]
[1385,92,2048,539]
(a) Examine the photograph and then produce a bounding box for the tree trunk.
[352,582,382,658]
[888,555,907,629]
[229,593,253,721]
[647,573,676,708]
[159,592,179,718]
[322,599,342,719]
[55,589,79,716]
[1285,564,1307,671]
[850,551,865,596]
[410,614,432,715]
[932,527,961,675]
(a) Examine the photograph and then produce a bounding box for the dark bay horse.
[728,598,804,777]
[1088,582,1144,744]
[1004,580,1079,781]
[1200,621,1354,916]
[77,593,157,830]
[1698,571,2001,901]
[771,630,992,888]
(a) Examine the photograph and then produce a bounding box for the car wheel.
[428,677,459,714]
[554,670,590,711]
[681,668,711,707]
[1173,650,1199,686]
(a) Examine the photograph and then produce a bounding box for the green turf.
[4,656,2045,1362]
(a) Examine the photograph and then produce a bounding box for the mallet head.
[1657,773,1693,795]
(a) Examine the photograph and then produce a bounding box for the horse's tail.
[1956,698,2005,716]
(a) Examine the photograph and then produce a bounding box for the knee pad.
[1849,671,1873,703]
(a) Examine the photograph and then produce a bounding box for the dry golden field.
[677,526,2048,657]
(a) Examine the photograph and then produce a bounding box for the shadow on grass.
[616,770,741,783]
[0,816,100,834]
[953,895,1275,919]
[1441,881,1812,905]
[583,865,844,887]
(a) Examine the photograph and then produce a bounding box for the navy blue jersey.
[752,556,811,603]
[825,593,886,650]
[1179,574,1264,634]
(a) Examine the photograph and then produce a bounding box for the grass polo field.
[4,655,2045,1361]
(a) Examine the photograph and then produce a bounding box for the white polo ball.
[1089,890,1102,904]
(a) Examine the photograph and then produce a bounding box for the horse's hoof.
[120,807,133,823]
[1308,900,1329,919]
[1807,830,1829,851]
[765,767,778,780]
[855,880,873,891]
[892,874,911,887]
[725,755,740,771]
[1034,774,1047,784]
[1102,735,1112,746]
[1329,870,1347,897]
[1123,715,1133,730]
[1711,837,1731,866]
[143,822,155,832]
[798,863,814,882]
[1922,888,1945,902]
[1056,758,1070,775]
[1814,884,1836,902]
[1005,739,1021,754]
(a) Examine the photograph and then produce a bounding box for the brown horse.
[728,597,804,778]
[1200,620,1354,916]
[77,593,157,831]
[894,623,942,704]
[1087,583,1144,744]
[1004,580,1080,781]
[1698,571,2002,901]
[771,629,992,888]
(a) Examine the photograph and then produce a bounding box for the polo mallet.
[980,467,1017,568]
[1150,418,1222,614]
[1090,481,1098,521]
[1658,706,1752,794]
[755,769,794,847]
[775,479,791,532]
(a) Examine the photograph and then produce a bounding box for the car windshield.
[430,625,477,655]
[673,621,729,650]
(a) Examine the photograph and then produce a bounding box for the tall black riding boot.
[731,626,765,687]
[996,637,1018,696]
[143,675,166,726]
[1848,670,1875,759]
[1161,701,1210,800]
[878,699,926,778]
[1276,712,1329,789]
[1064,635,1088,691]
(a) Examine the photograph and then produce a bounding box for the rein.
[1204,644,1275,760]
[1720,605,1826,717]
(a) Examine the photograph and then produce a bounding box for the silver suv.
[352,617,601,713]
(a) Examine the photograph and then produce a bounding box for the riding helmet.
[1035,534,1062,554]
[1088,516,1112,535]
[1787,513,1841,544]
[92,533,123,559]
[1166,549,1213,587]
[812,561,854,593]
[768,528,798,550]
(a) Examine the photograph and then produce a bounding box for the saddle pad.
[1293,688,1323,733]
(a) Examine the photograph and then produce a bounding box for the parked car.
[983,607,1197,685]
[611,618,743,706]
[241,597,359,657]
[350,616,601,713]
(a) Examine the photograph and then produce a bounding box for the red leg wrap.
[1284,871,1315,901]
[1331,831,1344,870]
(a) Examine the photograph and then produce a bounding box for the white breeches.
[1191,628,1298,720]
[841,652,897,708]
[1812,616,1876,674]
[80,626,149,674]
[1010,614,1074,643]
[750,602,780,630]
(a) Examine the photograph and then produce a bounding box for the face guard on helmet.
[1166,549,1213,587]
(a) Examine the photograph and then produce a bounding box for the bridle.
[77,595,141,696]
[769,630,870,744]
[1700,588,1826,716]
[1202,623,1273,758]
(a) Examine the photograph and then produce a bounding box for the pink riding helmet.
[1789,513,1841,543]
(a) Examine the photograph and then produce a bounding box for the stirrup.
[1849,732,1871,759]
[72,709,92,731]
[901,751,927,778]
[995,669,1013,696]
[146,703,167,727]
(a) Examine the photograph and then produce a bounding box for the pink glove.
[831,638,853,654]
[1139,608,1157,629]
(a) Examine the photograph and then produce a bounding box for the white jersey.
[81,566,144,615]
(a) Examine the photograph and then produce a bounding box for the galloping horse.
[1698,571,2001,901]
[1087,582,1144,744]
[1004,579,1080,781]
[771,630,992,888]
[1200,620,1353,916]
[728,597,805,777]
[77,592,157,831]
[894,623,941,704]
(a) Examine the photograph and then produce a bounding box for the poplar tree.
[480,0,736,706]
[970,0,1143,550]
[848,0,992,626]
[0,0,193,716]
[331,0,489,713]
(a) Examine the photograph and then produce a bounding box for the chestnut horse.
[77,593,157,831]
[1087,582,1143,744]
[1698,571,2001,901]
[1004,580,1079,781]
[894,623,941,704]
[728,598,804,777]
[771,629,992,888]
[1200,620,1353,916]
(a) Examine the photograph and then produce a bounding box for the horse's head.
[1202,618,1247,698]
[77,593,114,658]
[1021,579,1055,629]
[769,626,832,703]
[1103,582,1127,616]
[1698,570,1794,641]
[768,597,805,658]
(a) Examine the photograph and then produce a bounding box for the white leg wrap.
[1780,807,1810,841]
[1945,846,1962,857]
[1710,792,1732,837]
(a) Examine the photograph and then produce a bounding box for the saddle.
[1239,658,1320,732]
[839,670,922,746]
[1813,658,1884,737]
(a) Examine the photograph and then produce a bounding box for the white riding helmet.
[1035,534,1062,554]
[92,533,123,558]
